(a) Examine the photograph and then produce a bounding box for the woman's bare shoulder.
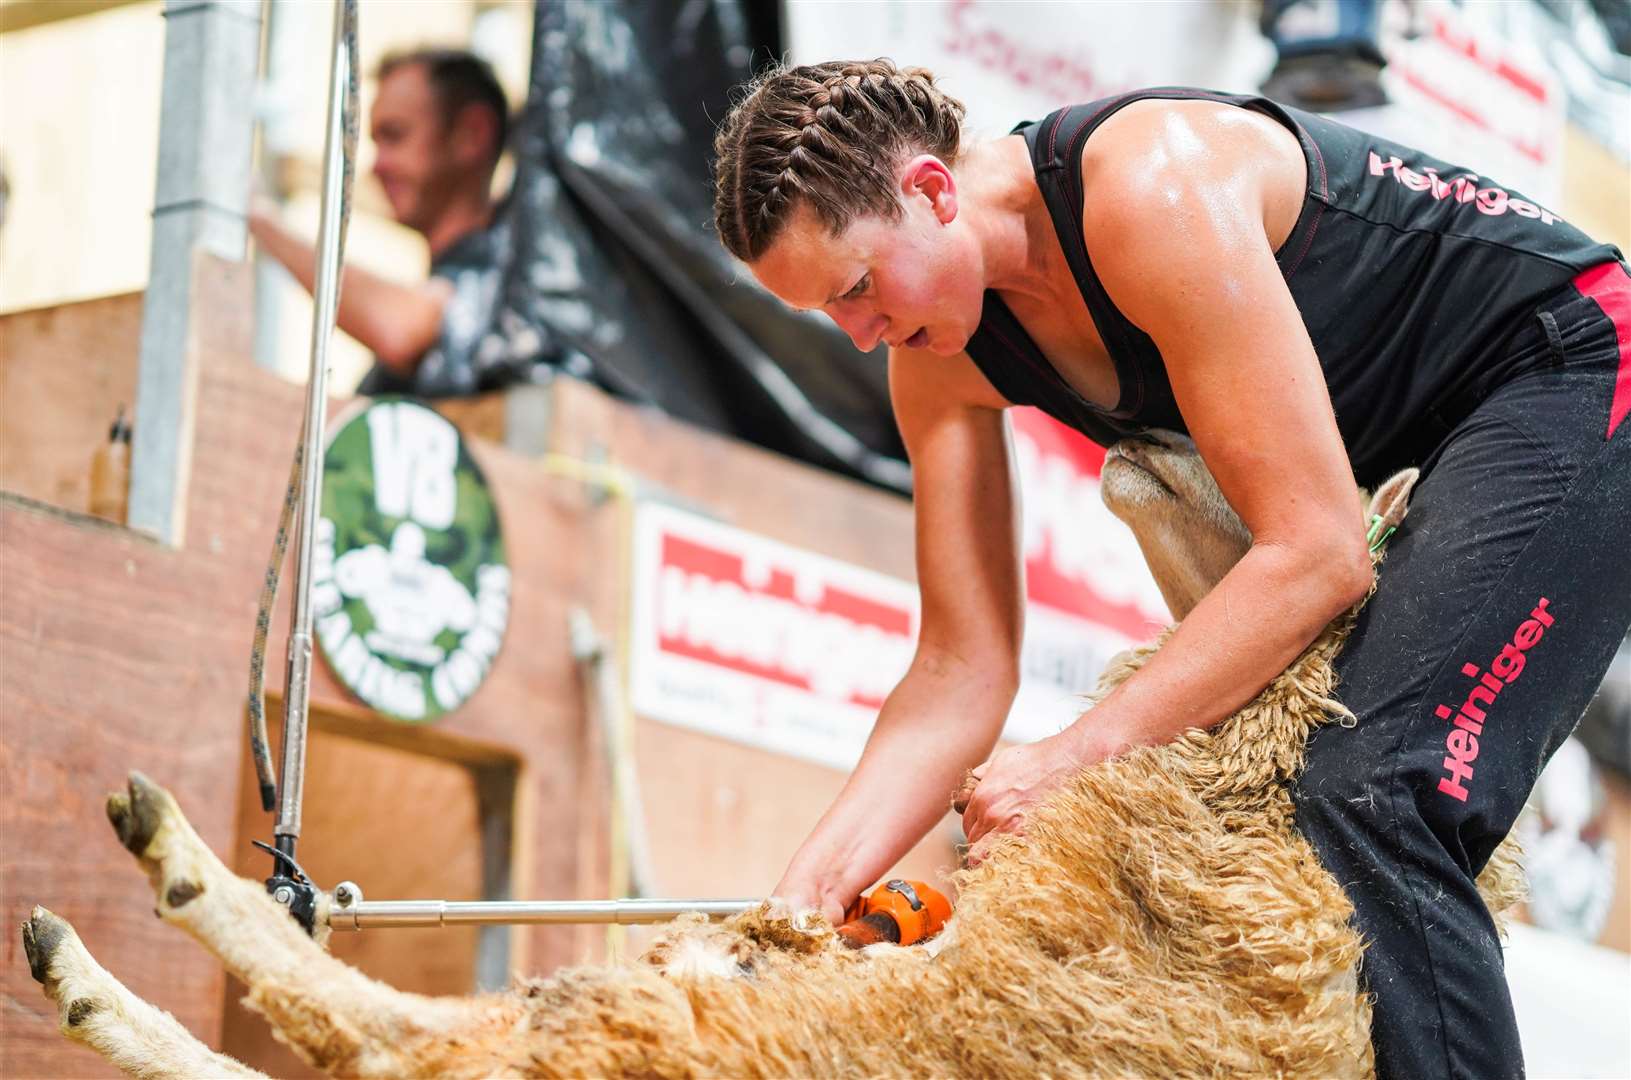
[1086,97,1295,162]
[1079,98,1304,233]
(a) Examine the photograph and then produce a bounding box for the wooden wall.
[0,291,143,512]
[0,262,599,1076]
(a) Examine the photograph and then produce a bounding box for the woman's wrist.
[1062,704,1135,765]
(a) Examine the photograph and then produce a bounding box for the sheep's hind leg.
[106,772,517,1078]
[22,906,266,1079]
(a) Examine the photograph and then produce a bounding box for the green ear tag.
[1366,514,1396,552]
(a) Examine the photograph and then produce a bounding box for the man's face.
[369,64,463,233]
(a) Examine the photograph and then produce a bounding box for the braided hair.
[713,59,966,263]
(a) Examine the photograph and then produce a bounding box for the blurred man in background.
[251,47,510,396]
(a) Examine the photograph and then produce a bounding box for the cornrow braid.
[712,58,966,263]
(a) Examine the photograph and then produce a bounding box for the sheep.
[21,430,1523,1078]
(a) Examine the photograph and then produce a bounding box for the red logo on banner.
[1011,409,1168,641]
[654,534,915,710]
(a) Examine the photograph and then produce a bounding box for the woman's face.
[748,168,986,357]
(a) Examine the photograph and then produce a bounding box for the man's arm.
[774,347,1024,923]
[248,204,452,375]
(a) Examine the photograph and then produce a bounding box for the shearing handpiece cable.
[244,0,358,921]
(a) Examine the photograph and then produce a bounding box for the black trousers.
[1292,263,1631,1079]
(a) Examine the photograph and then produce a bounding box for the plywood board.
[0,292,142,514]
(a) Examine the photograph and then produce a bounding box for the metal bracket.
[884,879,924,912]
[255,839,319,934]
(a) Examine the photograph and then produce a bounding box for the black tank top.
[964,88,1623,485]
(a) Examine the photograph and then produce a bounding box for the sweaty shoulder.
[1077,98,1306,254]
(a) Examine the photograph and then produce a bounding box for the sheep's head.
[1101,431,1421,621]
[1099,431,1251,620]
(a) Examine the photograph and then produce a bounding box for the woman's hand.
[960,721,1127,852]
[771,866,851,927]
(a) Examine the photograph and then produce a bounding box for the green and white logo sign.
[313,397,510,722]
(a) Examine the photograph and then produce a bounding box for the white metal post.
[275,0,351,850]
[129,0,261,545]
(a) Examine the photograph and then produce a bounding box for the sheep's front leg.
[107,772,514,1078]
[21,907,266,1079]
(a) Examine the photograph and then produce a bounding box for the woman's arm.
[961,102,1373,844]
[775,347,1025,922]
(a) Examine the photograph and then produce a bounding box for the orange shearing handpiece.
[835,879,952,949]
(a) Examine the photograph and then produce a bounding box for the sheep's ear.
[1365,467,1420,549]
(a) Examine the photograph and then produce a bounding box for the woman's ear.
[900,154,958,224]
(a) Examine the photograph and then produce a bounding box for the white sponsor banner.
[631,414,1170,766]
[1010,602,1153,745]
[785,0,1273,141]
[1372,1,1566,205]
[786,0,1565,206]
[631,502,920,770]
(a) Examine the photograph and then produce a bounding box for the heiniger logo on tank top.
[1369,151,1563,225]
[1435,598,1555,803]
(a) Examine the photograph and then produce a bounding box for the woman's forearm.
[778,655,1015,912]
[1065,537,1370,758]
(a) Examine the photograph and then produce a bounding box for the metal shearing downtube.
[275,0,356,861]
[325,884,761,931]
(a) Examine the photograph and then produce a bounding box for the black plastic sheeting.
[473,0,909,492]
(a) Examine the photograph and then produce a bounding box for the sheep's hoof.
[22,908,115,1035]
[106,771,166,858]
[22,907,69,985]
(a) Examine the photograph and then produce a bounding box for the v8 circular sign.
[312,397,510,722]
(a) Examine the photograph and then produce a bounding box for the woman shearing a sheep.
[711,59,1631,1079]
